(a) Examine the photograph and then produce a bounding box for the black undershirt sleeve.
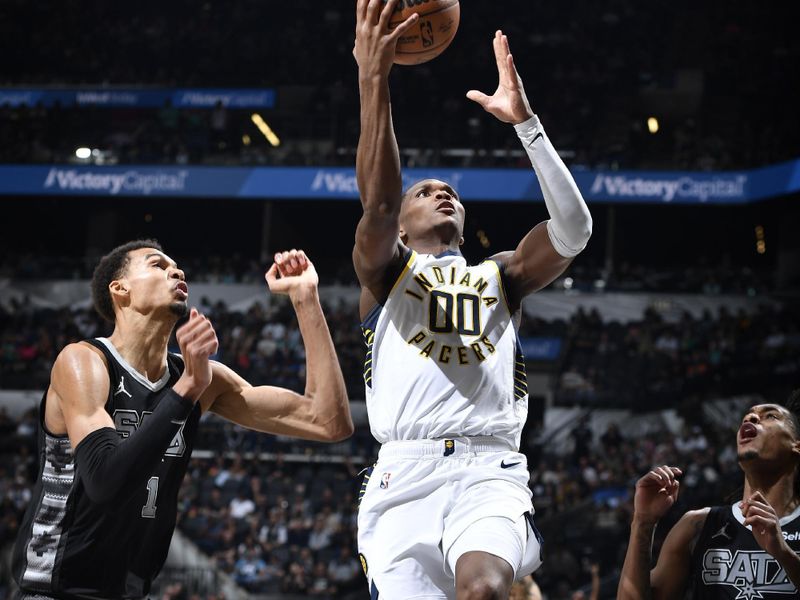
[74,389,194,506]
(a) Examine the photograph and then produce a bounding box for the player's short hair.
[783,389,800,439]
[91,239,163,322]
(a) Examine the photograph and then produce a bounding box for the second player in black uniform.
[618,395,800,599]
[12,240,352,599]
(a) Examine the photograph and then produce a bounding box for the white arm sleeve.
[514,115,593,258]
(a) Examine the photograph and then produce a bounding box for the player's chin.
[169,301,189,318]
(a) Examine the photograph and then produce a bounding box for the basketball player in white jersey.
[353,1,593,598]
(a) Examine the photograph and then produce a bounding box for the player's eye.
[416,189,429,197]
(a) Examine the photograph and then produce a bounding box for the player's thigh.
[357,460,454,599]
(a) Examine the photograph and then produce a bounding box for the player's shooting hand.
[633,465,682,525]
[266,250,319,301]
[174,308,218,400]
[741,491,792,560]
[467,30,534,125]
[354,0,418,79]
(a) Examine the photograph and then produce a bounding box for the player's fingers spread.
[390,12,419,40]
[357,0,368,23]
[466,90,490,109]
[378,0,398,29]
[366,0,383,25]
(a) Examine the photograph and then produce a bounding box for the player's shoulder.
[670,507,712,544]
[54,340,108,371]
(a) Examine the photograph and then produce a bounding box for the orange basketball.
[389,0,460,66]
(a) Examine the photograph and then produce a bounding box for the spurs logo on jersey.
[692,504,800,599]
[702,549,796,597]
[113,409,187,457]
[362,250,528,447]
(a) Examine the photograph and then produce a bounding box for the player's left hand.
[741,491,792,559]
[266,250,319,299]
[467,30,534,125]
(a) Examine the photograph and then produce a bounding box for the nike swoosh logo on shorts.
[500,460,521,469]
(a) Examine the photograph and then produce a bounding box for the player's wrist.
[289,283,319,306]
[513,114,541,135]
[632,514,660,529]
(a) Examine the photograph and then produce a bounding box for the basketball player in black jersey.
[11,240,352,600]
[618,394,800,599]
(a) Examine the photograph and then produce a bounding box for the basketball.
[389,0,460,66]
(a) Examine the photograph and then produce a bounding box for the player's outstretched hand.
[266,250,319,300]
[742,491,793,559]
[633,465,682,525]
[467,30,535,125]
[354,0,419,78]
[174,308,218,400]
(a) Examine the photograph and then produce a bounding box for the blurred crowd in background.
[2,0,797,170]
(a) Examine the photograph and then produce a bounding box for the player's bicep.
[500,221,573,299]
[51,343,113,449]
[650,510,707,600]
[353,209,402,281]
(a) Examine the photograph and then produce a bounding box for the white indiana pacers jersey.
[361,249,528,449]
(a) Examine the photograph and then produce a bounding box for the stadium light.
[647,117,659,134]
[251,113,281,147]
[75,147,91,159]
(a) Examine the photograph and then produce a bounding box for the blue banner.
[0,160,798,203]
[519,337,563,361]
[0,88,276,109]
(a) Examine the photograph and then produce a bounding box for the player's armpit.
[649,509,710,600]
[491,221,573,308]
[205,362,352,442]
[50,342,115,448]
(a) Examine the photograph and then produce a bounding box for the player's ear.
[399,227,408,244]
[109,279,130,304]
[459,236,464,246]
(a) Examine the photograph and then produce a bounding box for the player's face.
[400,179,465,242]
[117,248,189,318]
[737,404,799,464]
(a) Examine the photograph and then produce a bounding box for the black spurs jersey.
[12,338,201,599]
[690,503,800,599]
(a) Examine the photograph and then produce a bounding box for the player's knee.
[457,574,509,600]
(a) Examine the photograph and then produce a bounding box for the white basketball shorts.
[357,437,543,600]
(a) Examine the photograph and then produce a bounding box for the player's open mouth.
[739,422,758,443]
[436,201,455,214]
[174,282,189,299]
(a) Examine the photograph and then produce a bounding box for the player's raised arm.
[353,0,419,297]
[205,250,353,443]
[469,31,592,308]
[618,466,701,600]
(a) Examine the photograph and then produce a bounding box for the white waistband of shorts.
[378,436,515,460]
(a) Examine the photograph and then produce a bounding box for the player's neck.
[743,469,800,518]
[407,237,462,257]
[108,313,174,382]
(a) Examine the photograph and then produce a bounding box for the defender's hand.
[266,250,319,300]
[742,491,792,559]
[467,30,534,125]
[632,465,682,525]
[174,308,218,400]
[354,0,419,79]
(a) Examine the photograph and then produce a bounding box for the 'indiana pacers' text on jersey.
[12,338,199,600]
[362,250,528,448]
[690,504,800,599]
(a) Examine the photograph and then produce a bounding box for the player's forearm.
[618,518,656,600]
[356,76,403,216]
[290,285,353,442]
[775,545,800,590]
[516,116,592,258]
[74,389,193,506]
